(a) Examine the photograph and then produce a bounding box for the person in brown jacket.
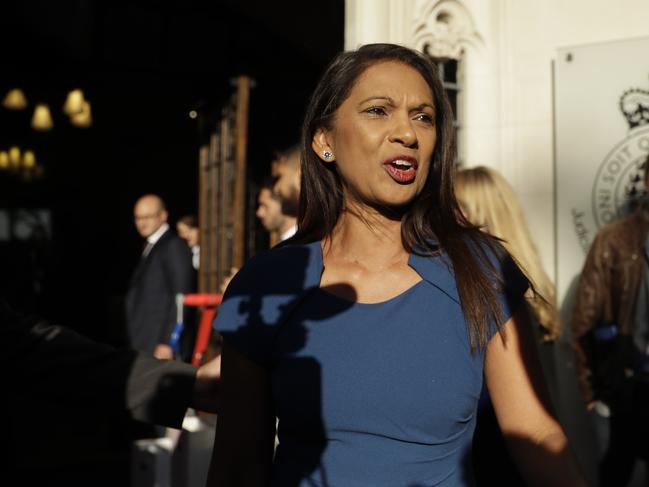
[571,152,649,486]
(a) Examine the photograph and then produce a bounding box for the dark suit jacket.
[3,301,196,428]
[126,229,195,354]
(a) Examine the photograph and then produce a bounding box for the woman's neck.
[324,205,407,271]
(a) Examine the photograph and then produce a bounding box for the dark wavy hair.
[287,43,509,350]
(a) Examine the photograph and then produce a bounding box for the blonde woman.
[454,165,560,341]
[455,165,597,486]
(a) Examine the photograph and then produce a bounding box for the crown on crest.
[619,88,649,129]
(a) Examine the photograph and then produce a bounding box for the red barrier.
[183,293,222,307]
[182,293,223,366]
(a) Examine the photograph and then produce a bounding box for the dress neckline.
[310,240,425,306]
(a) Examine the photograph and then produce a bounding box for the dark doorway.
[0,1,343,484]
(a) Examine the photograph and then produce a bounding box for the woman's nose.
[388,115,417,147]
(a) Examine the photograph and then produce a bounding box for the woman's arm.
[485,306,588,487]
[206,341,276,487]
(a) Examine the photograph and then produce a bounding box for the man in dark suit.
[126,194,195,359]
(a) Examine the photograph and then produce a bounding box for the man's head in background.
[272,144,300,218]
[256,177,285,233]
[134,194,168,238]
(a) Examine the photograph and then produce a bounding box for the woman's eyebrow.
[357,96,435,112]
[412,102,435,112]
[357,95,395,106]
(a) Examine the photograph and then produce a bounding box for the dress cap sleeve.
[485,245,530,339]
[213,243,321,366]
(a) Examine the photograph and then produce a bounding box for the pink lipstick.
[382,155,418,184]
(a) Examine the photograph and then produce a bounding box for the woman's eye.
[414,113,434,124]
[365,106,387,116]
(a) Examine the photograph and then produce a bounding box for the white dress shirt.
[279,224,297,243]
[142,223,170,257]
[191,245,200,270]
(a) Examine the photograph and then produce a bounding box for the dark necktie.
[142,241,153,258]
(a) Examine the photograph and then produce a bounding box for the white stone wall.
[345,0,649,285]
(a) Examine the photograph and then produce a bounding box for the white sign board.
[555,36,649,306]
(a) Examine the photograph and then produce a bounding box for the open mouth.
[383,158,417,184]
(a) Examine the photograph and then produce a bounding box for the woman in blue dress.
[207,44,586,486]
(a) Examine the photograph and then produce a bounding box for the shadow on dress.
[212,246,356,486]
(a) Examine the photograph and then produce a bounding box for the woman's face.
[177,222,199,247]
[314,61,437,210]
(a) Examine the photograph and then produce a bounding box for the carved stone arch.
[411,0,483,60]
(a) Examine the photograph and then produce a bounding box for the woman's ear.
[312,128,336,163]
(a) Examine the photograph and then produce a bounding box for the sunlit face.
[313,61,436,210]
[177,222,199,247]
[134,197,167,238]
[256,188,284,232]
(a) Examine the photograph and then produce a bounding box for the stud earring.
[323,151,333,159]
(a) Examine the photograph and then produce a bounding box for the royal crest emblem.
[591,86,649,228]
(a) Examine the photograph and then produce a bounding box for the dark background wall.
[0,0,344,343]
[0,4,343,482]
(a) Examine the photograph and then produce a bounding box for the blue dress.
[214,241,527,487]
